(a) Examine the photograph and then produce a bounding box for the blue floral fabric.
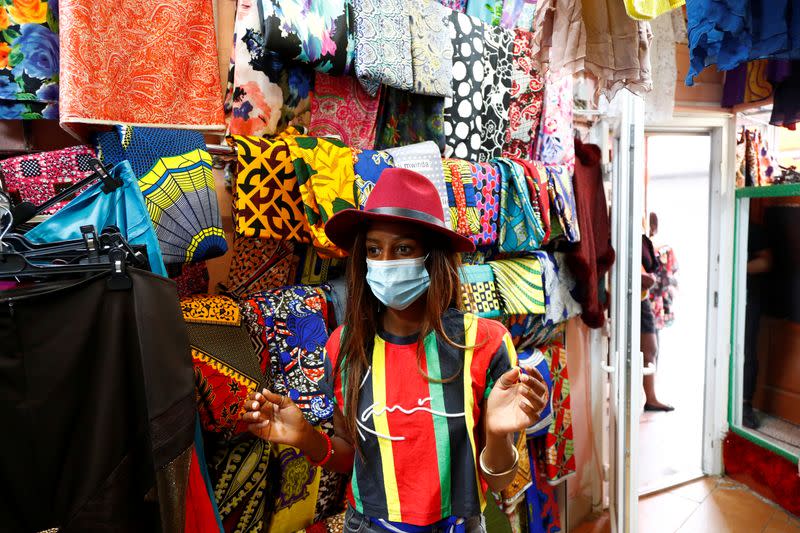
[352,148,394,209]
[353,0,413,96]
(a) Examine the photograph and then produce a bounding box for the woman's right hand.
[246,389,312,448]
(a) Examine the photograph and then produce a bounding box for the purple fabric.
[767,59,792,84]
[721,64,747,107]
[770,61,800,129]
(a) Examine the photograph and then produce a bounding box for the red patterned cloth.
[0,146,97,214]
[503,30,544,159]
[309,73,382,150]
[543,342,576,483]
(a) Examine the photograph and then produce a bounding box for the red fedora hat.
[325,168,476,253]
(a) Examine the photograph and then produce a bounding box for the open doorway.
[638,133,711,494]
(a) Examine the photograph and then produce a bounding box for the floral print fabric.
[352,148,393,209]
[437,0,467,11]
[375,87,446,152]
[353,0,412,96]
[59,0,224,136]
[409,0,453,98]
[480,24,514,162]
[470,161,501,247]
[466,0,504,25]
[309,72,381,150]
[0,0,59,119]
[536,72,575,173]
[225,0,313,137]
[262,0,354,76]
[503,29,545,159]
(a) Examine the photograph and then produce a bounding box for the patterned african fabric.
[536,73,575,174]
[242,285,333,426]
[503,30,545,159]
[437,0,467,11]
[182,295,266,439]
[294,245,346,285]
[206,436,271,533]
[542,342,576,484]
[470,162,501,247]
[226,236,298,299]
[480,25,514,162]
[386,141,452,230]
[374,87,446,152]
[500,0,526,29]
[325,310,517,525]
[59,0,223,138]
[515,159,551,244]
[352,149,394,209]
[409,0,454,98]
[0,145,96,214]
[224,0,313,137]
[459,264,502,318]
[313,422,348,521]
[525,450,562,533]
[286,136,357,258]
[501,314,566,352]
[518,349,554,438]
[170,261,210,297]
[490,258,546,315]
[443,12,485,160]
[466,0,504,25]
[262,0,354,76]
[534,252,582,327]
[229,134,311,242]
[495,158,545,253]
[303,511,346,533]
[0,0,59,119]
[443,159,480,237]
[544,164,580,243]
[95,126,227,264]
[498,432,534,512]
[309,73,381,150]
[353,0,413,96]
[269,444,323,533]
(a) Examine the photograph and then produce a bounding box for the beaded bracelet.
[307,430,334,467]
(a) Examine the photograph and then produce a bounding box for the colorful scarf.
[95,126,227,264]
[409,0,454,98]
[470,161,502,247]
[480,24,514,162]
[443,159,481,236]
[490,257,547,315]
[374,87,446,153]
[262,0,354,75]
[286,136,357,258]
[536,73,575,174]
[224,0,313,137]
[352,148,394,209]
[59,0,223,137]
[0,0,59,119]
[459,264,502,318]
[495,158,545,252]
[544,164,580,243]
[0,145,96,214]
[229,134,311,242]
[515,158,551,244]
[226,236,298,298]
[386,141,452,229]
[503,29,545,159]
[444,12,485,160]
[542,342,576,484]
[309,73,382,150]
[353,0,413,95]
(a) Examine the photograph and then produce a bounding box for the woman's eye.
[367,247,380,256]
[397,245,411,254]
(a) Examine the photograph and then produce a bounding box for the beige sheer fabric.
[645,9,688,121]
[531,0,586,76]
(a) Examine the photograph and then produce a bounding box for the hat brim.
[325,208,477,254]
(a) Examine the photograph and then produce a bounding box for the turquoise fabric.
[494,158,544,252]
[25,160,167,277]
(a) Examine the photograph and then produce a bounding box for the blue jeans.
[343,506,487,533]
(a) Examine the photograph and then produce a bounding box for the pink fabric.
[535,72,575,174]
[309,73,381,149]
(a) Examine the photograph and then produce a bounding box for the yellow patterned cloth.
[489,258,546,315]
[229,134,311,242]
[287,136,357,258]
[269,444,323,533]
[181,295,241,326]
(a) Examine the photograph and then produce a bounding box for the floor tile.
[639,491,700,533]
[570,513,611,533]
[677,484,776,533]
[666,476,719,504]
[763,511,800,533]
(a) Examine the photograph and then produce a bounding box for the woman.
[245,168,548,532]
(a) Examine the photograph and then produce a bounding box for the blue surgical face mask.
[366,256,431,311]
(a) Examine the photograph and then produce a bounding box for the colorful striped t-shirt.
[325,309,517,526]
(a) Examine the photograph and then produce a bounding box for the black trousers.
[0,269,195,532]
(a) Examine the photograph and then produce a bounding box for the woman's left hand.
[485,367,549,437]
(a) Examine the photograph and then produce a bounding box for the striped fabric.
[326,310,516,526]
[489,258,546,315]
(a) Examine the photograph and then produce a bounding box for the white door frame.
[644,112,736,476]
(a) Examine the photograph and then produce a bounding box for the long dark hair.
[335,229,464,447]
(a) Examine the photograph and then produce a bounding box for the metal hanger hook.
[0,205,13,244]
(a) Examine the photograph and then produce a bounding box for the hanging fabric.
[470,161,502,247]
[518,348,554,437]
[466,0,504,25]
[624,0,685,21]
[459,264,503,318]
[500,0,528,29]
[226,236,298,298]
[261,0,354,76]
[646,8,688,122]
[480,25,514,162]
[502,314,566,351]
[95,126,227,264]
[514,159,551,244]
[544,164,580,243]
[352,149,394,209]
[409,0,454,98]
[495,158,545,252]
[536,73,576,174]
[170,261,210,298]
[443,159,481,237]
[542,342,576,484]
[534,252,582,326]
[490,257,547,315]
[386,141,453,229]
[352,0,413,95]
[309,73,382,150]
[374,87,447,152]
[503,29,545,159]
[0,0,59,119]
[224,0,313,137]
[437,0,468,12]
[770,61,800,129]
[59,0,224,138]
[530,0,586,76]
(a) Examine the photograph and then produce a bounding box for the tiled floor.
[572,476,800,533]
